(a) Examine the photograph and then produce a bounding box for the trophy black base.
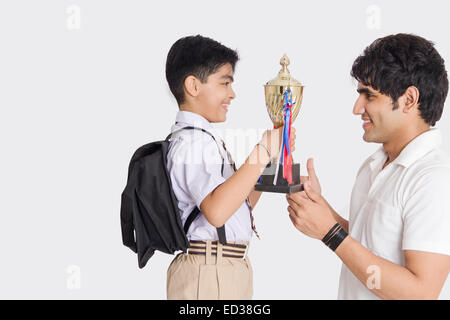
[254,163,304,194]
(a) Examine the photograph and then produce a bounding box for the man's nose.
[353,96,365,115]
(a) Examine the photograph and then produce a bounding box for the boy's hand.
[290,127,296,153]
[260,127,296,160]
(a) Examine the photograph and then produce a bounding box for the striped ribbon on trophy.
[280,89,295,184]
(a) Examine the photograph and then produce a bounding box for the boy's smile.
[197,63,236,123]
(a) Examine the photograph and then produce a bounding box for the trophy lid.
[265,54,303,87]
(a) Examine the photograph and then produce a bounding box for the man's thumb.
[304,181,320,202]
[307,158,318,180]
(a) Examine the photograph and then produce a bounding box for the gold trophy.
[254,54,304,194]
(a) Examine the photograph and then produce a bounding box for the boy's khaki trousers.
[166,240,253,300]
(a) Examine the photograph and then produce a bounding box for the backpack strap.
[184,207,227,245]
[168,126,227,245]
[184,207,200,235]
[166,126,224,175]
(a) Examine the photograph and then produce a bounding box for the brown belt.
[186,240,248,259]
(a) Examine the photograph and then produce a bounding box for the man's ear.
[402,86,420,114]
[184,75,201,98]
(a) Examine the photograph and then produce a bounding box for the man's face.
[197,63,236,123]
[353,83,404,144]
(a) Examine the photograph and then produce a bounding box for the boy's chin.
[208,114,227,123]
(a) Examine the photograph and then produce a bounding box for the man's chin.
[363,131,381,143]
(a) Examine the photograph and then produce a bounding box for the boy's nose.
[229,87,236,100]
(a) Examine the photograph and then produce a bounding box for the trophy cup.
[254,54,304,194]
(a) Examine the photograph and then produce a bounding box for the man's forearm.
[324,198,349,231]
[335,236,428,299]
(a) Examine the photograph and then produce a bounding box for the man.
[287,33,450,299]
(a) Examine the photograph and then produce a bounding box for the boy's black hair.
[351,33,448,126]
[165,35,239,105]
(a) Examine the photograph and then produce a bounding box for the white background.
[0,0,449,299]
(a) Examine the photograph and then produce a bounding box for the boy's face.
[353,83,405,144]
[197,63,236,123]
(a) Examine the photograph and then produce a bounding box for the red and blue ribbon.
[280,89,295,184]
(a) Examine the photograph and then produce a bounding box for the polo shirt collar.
[368,128,442,171]
[392,128,442,168]
[368,147,388,172]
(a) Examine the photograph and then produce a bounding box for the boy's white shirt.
[338,128,450,299]
[166,110,253,242]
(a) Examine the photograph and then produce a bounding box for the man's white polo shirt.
[166,111,253,242]
[338,128,450,300]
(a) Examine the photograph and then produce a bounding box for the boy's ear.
[184,75,201,98]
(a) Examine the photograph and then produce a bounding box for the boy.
[165,35,294,299]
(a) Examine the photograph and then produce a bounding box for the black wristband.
[327,227,348,251]
[322,223,340,244]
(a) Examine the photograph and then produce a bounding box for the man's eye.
[224,82,230,86]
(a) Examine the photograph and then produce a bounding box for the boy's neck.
[179,104,210,123]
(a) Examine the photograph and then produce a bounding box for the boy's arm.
[200,143,270,227]
[248,190,263,209]
[200,128,283,227]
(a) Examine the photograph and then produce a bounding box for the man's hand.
[286,181,337,240]
[301,158,321,196]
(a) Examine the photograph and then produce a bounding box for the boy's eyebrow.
[220,75,234,82]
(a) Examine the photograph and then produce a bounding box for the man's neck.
[382,125,430,169]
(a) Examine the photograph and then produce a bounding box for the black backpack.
[120,126,227,268]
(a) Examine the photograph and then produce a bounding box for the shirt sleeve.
[402,166,450,256]
[169,135,226,209]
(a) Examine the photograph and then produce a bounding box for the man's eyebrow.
[220,75,234,82]
[357,87,375,95]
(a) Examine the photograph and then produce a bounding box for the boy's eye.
[223,82,230,86]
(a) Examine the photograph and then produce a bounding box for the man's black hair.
[165,35,239,105]
[351,33,448,126]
